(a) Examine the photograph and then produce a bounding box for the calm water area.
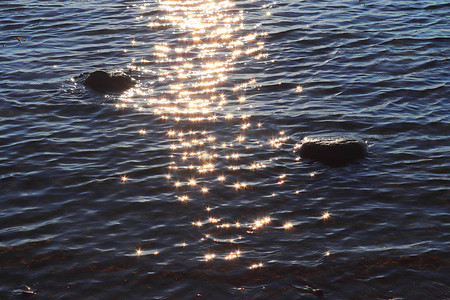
[1,0,449,299]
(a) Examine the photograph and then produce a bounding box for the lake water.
[1,0,449,299]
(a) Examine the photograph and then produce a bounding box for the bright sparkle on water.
[249,262,264,270]
[123,0,307,266]
[283,222,294,230]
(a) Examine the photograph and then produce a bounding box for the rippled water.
[1,0,449,298]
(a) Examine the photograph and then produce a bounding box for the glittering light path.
[119,0,324,267]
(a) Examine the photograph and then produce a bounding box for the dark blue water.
[1,0,448,298]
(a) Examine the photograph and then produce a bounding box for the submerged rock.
[84,70,135,94]
[299,136,367,166]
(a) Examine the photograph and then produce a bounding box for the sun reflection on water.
[121,0,316,268]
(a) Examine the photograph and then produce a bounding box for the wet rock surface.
[299,136,367,166]
[83,70,135,94]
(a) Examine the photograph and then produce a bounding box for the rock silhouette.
[84,70,135,94]
[299,136,367,166]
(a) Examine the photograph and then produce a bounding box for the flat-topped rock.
[299,136,367,166]
[84,70,135,94]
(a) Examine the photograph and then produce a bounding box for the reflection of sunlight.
[129,0,285,265]
[192,220,203,227]
[204,253,216,261]
[253,217,271,230]
[139,129,147,135]
[249,262,263,269]
[177,195,190,202]
[295,85,303,93]
[225,249,241,260]
[283,222,293,230]
[233,182,247,190]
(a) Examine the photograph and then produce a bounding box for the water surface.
[0,0,449,298]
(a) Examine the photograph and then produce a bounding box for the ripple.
[0,0,448,298]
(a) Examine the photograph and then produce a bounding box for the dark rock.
[84,70,135,94]
[299,136,367,166]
